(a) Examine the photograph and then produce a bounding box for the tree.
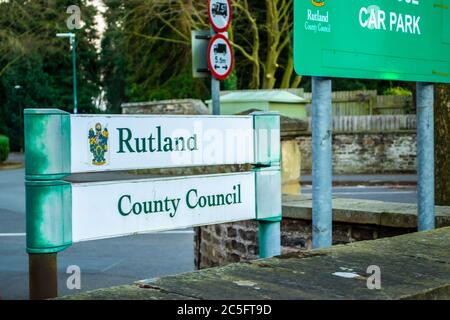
[117,0,299,93]
[0,0,101,150]
[435,84,450,206]
[100,0,128,113]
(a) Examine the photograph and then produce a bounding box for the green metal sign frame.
[294,0,450,83]
[24,110,282,255]
[25,110,282,299]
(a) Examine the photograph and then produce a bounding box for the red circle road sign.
[208,33,234,81]
[208,0,232,33]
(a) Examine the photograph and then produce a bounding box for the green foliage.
[383,86,413,96]
[0,0,101,150]
[99,0,415,102]
[0,135,10,163]
[100,1,128,113]
[223,69,238,91]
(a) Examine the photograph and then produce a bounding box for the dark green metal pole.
[29,253,58,300]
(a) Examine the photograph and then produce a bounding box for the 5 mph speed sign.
[208,33,233,81]
[208,0,232,33]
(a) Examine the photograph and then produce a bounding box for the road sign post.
[29,253,58,300]
[24,109,281,299]
[311,77,333,249]
[417,82,435,231]
[207,0,233,116]
[294,0,450,244]
[210,27,221,115]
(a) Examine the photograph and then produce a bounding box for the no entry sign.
[208,0,232,33]
[208,33,234,80]
[294,0,450,83]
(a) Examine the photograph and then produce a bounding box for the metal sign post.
[294,0,450,246]
[207,0,232,116]
[29,253,58,300]
[311,77,333,249]
[210,27,221,116]
[416,83,435,231]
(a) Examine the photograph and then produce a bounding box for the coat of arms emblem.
[312,0,325,7]
[89,123,109,166]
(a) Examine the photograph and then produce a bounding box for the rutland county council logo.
[89,123,109,166]
[312,0,325,7]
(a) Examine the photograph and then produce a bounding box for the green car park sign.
[294,0,450,83]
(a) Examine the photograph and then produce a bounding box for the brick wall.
[194,219,415,269]
[297,131,417,174]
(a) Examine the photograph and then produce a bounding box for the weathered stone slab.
[61,228,450,300]
[282,194,450,228]
[59,285,195,300]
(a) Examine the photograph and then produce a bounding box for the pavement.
[3,152,24,165]
[0,153,24,170]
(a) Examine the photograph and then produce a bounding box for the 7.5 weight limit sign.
[209,0,232,33]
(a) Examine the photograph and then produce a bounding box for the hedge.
[0,135,10,163]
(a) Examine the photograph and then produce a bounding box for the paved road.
[0,169,195,300]
[301,174,417,186]
[301,185,417,203]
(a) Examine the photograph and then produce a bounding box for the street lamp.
[56,33,78,114]
[14,85,23,152]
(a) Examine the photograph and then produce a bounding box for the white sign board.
[71,172,255,242]
[208,34,233,80]
[70,115,254,173]
[208,0,232,33]
[191,30,211,78]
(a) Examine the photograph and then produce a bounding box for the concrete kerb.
[282,194,450,229]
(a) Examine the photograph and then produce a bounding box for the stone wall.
[122,99,210,115]
[194,194,450,270]
[298,131,417,174]
[194,219,416,269]
[298,115,417,174]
